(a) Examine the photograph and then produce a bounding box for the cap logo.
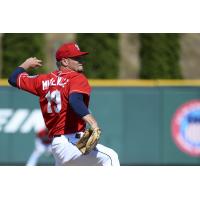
[75,44,80,51]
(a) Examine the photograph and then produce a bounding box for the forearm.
[82,114,99,130]
[18,61,32,70]
[18,57,42,70]
[8,57,42,87]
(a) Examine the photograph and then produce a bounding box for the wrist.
[82,114,100,130]
[19,63,29,70]
[91,124,100,131]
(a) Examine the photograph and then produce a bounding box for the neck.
[59,66,74,72]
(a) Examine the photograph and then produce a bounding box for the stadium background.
[0,33,200,165]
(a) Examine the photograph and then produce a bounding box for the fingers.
[20,57,43,70]
[26,57,41,62]
[36,60,42,67]
[32,57,42,63]
[29,57,42,67]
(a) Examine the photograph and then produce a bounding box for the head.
[56,42,88,72]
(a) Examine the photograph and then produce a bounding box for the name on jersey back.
[42,77,69,90]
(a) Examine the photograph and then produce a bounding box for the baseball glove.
[76,128,101,155]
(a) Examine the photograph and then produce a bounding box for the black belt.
[53,133,81,139]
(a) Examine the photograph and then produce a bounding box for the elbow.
[8,76,17,87]
[7,67,25,87]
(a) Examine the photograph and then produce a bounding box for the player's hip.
[51,133,83,164]
[51,132,84,145]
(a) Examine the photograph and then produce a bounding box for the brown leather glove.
[76,128,101,155]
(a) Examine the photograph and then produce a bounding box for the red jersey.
[37,129,52,144]
[17,69,91,137]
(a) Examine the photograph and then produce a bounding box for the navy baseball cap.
[56,42,89,61]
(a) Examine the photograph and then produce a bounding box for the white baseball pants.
[51,133,120,166]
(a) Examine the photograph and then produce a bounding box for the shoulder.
[69,72,91,94]
[70,72,88,81]
[69,73,90,87]
[34,72,54,81]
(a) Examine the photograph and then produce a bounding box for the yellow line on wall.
[89,79,200,87]
[0,79,8,86]
[89,79,156,87]
[1,79,200,87]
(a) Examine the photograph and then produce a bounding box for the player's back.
[35,70,91,137]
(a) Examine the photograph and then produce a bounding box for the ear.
[61,58,69,67]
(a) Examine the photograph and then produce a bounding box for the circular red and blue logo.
[171,100,200,156]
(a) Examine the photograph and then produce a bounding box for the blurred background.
[0,33,200,165]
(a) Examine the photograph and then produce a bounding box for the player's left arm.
[69,93,90,118]
[69,74,100,130]
[69,92,100,130]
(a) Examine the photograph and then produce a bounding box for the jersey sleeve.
[69,73,91,95]
[17,72,40,96]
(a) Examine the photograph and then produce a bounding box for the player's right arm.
[17,57,42,70]
[8,67,26,87]
[8,57,42,95]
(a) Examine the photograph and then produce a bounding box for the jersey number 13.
[45,90,62,113]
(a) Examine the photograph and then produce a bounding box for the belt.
[53,133,81,139]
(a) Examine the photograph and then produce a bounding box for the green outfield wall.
[1,80,200,165]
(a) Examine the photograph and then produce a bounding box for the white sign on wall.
[0,108,45,134]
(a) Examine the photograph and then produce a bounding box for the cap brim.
[71,51,89,58]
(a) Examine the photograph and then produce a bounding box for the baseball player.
[8,42,120,166]
[26,128,52,166]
